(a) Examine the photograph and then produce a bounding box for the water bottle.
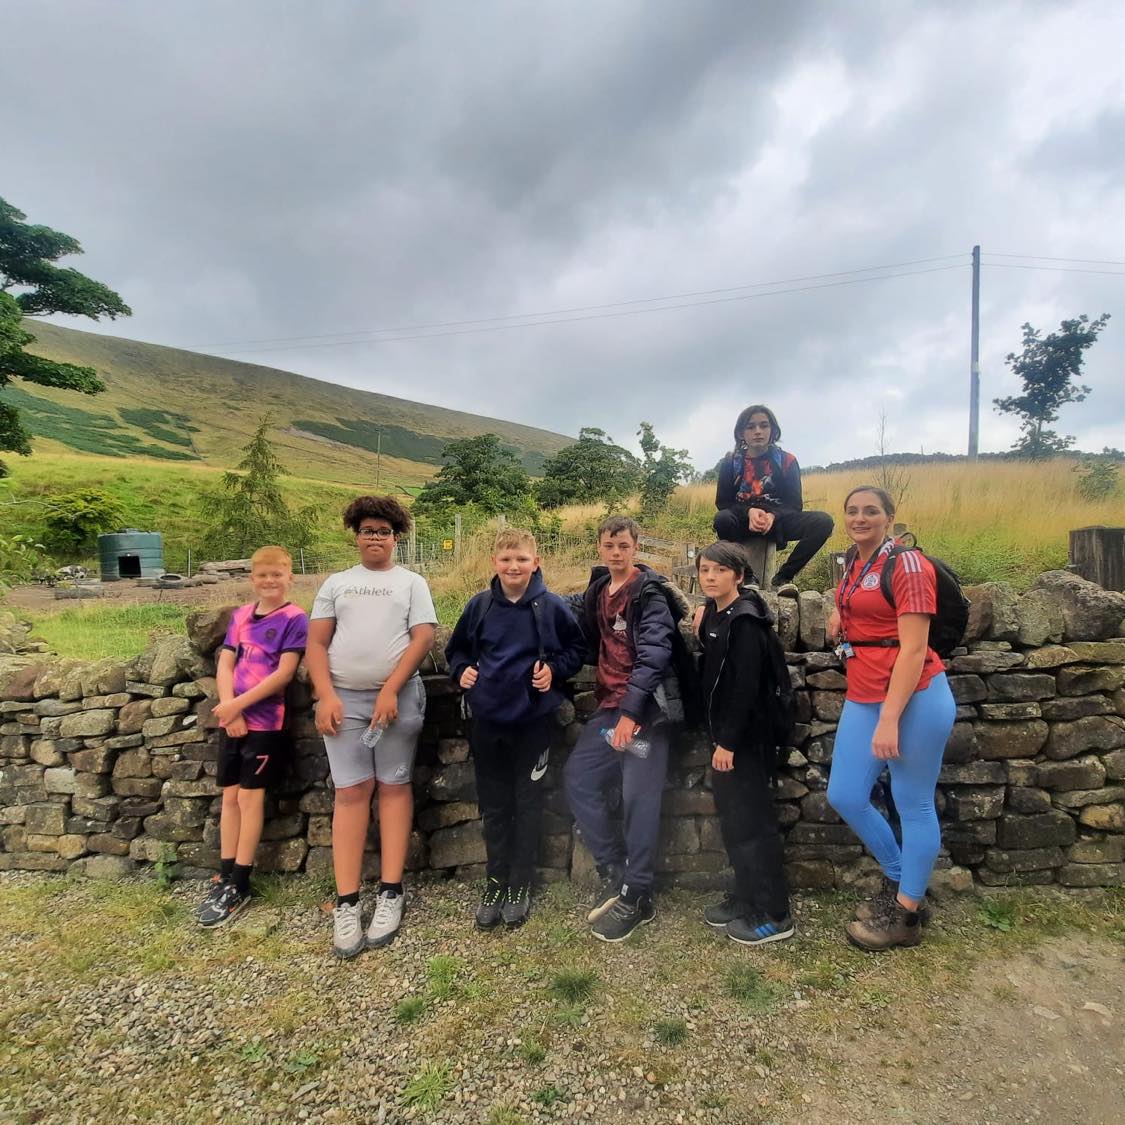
[360,721,387,749]
[599,727,650,758]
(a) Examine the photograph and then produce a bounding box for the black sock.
[337,891,360,908]
[220,857,235,881]
[620,884,641,905]
[380,881,404,897]
[232,863,253,897]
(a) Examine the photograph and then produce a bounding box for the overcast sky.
[4,0,1123,471]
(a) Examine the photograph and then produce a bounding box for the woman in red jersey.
[826,486,955,951]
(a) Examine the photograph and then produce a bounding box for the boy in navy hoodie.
[446,529,587,930]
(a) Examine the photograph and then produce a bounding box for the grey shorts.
[323,679,426,788]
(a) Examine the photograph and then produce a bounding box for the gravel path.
[0,874,1120,1124]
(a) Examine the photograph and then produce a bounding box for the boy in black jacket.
[713,404,833,590]
[446,528,586,930]
[694,541,794,945]
[563,515,677,943]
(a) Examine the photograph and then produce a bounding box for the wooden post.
[454,513,462,560]
[299,547,306,575]
[1069,526,1125,592]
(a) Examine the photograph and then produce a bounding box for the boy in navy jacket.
[446,528,586,929]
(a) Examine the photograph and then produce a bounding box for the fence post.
[408,526,417,566]
[498,514,507,529]
[299,547,306,575]
[454,513,462,559]
[1069,525,1125,591]
[186,548,192,578]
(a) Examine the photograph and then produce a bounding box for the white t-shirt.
[311,564,437,691]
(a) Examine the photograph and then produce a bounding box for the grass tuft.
[395,996,427,1024]
[550,967,597,1004]
[653,1017,688,1047]
[401,1063,452,1111]
[724,964,782,1012]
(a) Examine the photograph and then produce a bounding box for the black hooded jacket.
[698,586,775,754]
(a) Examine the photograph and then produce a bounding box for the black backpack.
[844,541,969,658]
[758,620,796,773]
[632,575,704,727]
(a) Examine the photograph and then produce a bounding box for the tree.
[636,421,694,516]
[413,433,533,516]
[198,417,318,558]
[0,197,131,474]
[536,427,642,509]
[993,313,1110,459]
[40,488,126,557]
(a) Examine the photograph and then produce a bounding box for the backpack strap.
[528,598,547,666]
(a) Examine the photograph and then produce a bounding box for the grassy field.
[0,874,1120,1122]
[16,321,571,483]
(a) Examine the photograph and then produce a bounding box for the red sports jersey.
[836,541,945,703]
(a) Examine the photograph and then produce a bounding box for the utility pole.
[375,425,383,489]
[968,244,981,460]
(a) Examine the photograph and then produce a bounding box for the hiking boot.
[846,901,922,952]
[475,877,505,931]
[703,894,746,929]
[332,900,365,959]
[772,580,799,598]
[727,913,795,946]
[587,864,625,923]
[198,882,251,928]
[501,884,531,928]
[365,888,406,948]
[591,889,655,943]
[854,878,932,925]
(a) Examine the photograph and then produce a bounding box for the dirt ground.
[799,934,1125,1124]
[3,574,324,615]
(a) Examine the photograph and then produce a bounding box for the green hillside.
[13,322,573,487]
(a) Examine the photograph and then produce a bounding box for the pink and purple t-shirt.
[221,602,309,731]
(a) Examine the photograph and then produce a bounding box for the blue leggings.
[827,674,955,901]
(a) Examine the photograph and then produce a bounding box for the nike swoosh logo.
[530,751,550,782]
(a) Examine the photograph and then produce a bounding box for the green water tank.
[97,530,164,581]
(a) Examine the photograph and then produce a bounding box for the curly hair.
[342,495,413,535]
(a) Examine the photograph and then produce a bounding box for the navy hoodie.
[445,569,587,725]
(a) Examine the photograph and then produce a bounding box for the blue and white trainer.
[726,914,795,946]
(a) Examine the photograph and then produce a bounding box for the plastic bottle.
[599,727,650,758]
[360,721,387,749]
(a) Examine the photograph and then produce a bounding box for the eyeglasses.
[356,528,395,540]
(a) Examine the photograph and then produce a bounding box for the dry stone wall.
[1,569,1124,892]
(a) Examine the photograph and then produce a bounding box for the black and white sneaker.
[586,864,625,923]
[703,894,746,928]
[475,877,505,931]
[591,889,655,943]
[198,883,251,928]
[726,914,795,946]
[195,878,227,921]
[501,884,531,928]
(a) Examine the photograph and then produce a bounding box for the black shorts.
[218,729,289,790]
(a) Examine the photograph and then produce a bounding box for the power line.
[985,263,1125,278]
[985,252,1125,267]
[201,261,967,356]
[188,253,966,351]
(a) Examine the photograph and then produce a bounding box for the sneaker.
[475,877,505,931]
[703,894,746,929]
[772,580,799,597]
[586,864,625,923]
[198,882,251,928]
[195,878,228,921]
[726,914,795,946]
[846,901,922,952]
[366,888,406,948]
[332,900,365,959]
[501,884,531,928]
[591,890,655,943]
[854,878,933,925]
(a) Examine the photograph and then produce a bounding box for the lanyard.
[839,540,891,636]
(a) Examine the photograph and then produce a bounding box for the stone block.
[29,740,64,767]
[150,697,190,718]
[984,846,1065,873]
[948,675,987,704]
[973,719,1048,760]
[111,817,143,840]
[1043,716,1125,760]
[58,710,116,739]
[162,778,218,798]
[254,838,308,873]
[1036,755,1107,791]
[1077,803,1125,831]
[976,867,1055,887]
[938,761,1006,785]
[798,791,842,824]
[1029,571,1125,643]
[141,716,178,739]
[78,855,137,879]
[43,767,77,794]
[417,800,479,831]
[1041,695,1111,721]
[1015,589,1064,646]
[429,822,487,868]
[298,789,334,815]
[55,834,88,860]
[928,865,974,899]
[658,817,700,855]
[124,682,168,699]
[661,789,716,816]
[1056,862,1123,888]
[260,813,306,841]
[1057,665,1125,697]
[116,699,154,734]
[147,730,206,750]
[807,670,847,690]
[950,651,1025,674]
[1007,787,1052,814]
[655,851,726,875]
[73,773,111,799]
[978,703,1042,721]
[68,745,119,774]
[996,811,1076,849]
[1105,749,1125,781]
[786,821,855,845]
[798,591,825,650]
[812,692,843,722]
[33,700,83,718]
[1054,787,1125,810]
[784,859,835,890]
[945,787,1004,820]
[151,758,203,782]
[0,852,69,872]
[986,673,1056,702]
[1068,836,1125,864]
[142,814,203,842]
[24,803,67,835]
[307,815,332,847]
[112,777,163,798]
[942,723,978,764]
[72,795,120,820]
[437,738,470,764]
